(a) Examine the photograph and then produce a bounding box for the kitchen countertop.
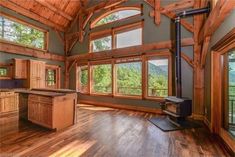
[0,88,77,97]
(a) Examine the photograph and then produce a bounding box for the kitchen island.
[1,89,77,131]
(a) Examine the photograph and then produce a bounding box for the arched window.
[91,7,141,28]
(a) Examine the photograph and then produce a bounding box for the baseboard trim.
[191,113,204,120]
[79,100,163,114]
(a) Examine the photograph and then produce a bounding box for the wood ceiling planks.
[1,0,84,32]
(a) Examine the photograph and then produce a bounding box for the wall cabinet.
[28,60,45,89]
[12,59,27,79]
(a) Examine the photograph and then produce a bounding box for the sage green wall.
[68,0,194,108]
[204,10,235,121]
[0,6,65,88]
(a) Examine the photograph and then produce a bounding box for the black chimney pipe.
[174,6,210,98]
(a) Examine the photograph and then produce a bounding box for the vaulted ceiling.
[0,0,128,32]
[1,0,89,31]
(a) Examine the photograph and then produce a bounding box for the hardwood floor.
[0,104,230,157]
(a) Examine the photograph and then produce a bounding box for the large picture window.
[76,53,171,100]
[90,22,142,52]
[91,7,141,28]
[0,14,47,50]
[91,63,112,94]
[115,59,142,96]
[147,58,169,98]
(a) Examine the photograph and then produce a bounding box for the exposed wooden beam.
[84,0,127,14]
[35,0,73,21]
[161,0,194,13]
[154,0,161,25]
[182,52,195,68]
[67,38,194,61]
[200,36,211,67]
[198,0,235,44]
[1,0,65,32]
[149,8,194,33]
[0,40,65,62]
[82,12,93,29]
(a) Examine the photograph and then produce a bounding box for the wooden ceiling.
[1,0,88,32]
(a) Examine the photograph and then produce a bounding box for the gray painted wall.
[204,10,235,121]
[0,6,65,88]
[68,0,194,109]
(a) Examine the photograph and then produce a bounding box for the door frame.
[211,28,235,152]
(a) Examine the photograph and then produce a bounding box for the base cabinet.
[28,94,75,130]
[0,92,19,113]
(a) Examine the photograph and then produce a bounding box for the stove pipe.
[174,6,210,98]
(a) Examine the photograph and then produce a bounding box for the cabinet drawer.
[0,92,14,97]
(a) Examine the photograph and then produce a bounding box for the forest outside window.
[90,22,142,52]
[77,65,89,93]
[0,14,47,50]
[147,57,169,98]
[91,7,141,28]
[115,58,142,96]
[91,63,112,95]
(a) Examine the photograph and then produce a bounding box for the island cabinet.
[0,91,19,124]
[28,93,76,130]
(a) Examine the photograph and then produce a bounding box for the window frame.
[90,60,113,96]
[45,65,60,89]
[114,56,143,98]
[144,52,172,100]
[0,63,12,80]
[76,63,90,94]
[90,6,142,29]
[0,12,49,51]
[89,21,143,53]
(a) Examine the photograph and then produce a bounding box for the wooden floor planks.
[0,105,230,157]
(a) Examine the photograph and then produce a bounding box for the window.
[0,64,11,79]
[78,65,89,93]
[45,65,60,89]
[0,15,47,50]
[91,7,141,28]
[76,52,172,100]
[115,59,142,96]
[91,64,112,94]
[147,58,169,98]
[0,67,8,77]
[223,50,235,137]
[91,36,112,52]
[90,22,142,52]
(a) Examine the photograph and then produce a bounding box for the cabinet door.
[13,59,27,79]
[29,60,45,88]
[39,103,52,127]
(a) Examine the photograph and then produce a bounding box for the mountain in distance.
[117,62,167,77]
